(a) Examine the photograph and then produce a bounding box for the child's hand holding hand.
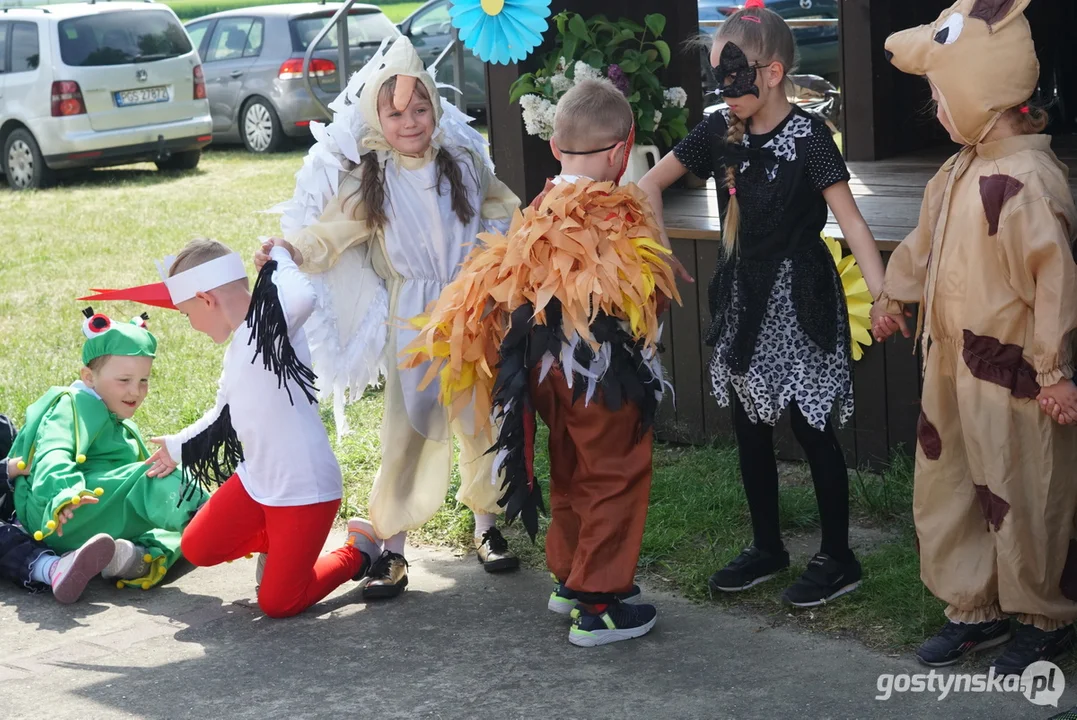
[254,237,302,270]
[145,439,178,478]
[870,301,911,342]
[1038,380,1077,425]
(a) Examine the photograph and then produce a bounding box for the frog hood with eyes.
[884,0,1038,145]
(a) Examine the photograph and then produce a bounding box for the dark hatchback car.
[698,0,839,82]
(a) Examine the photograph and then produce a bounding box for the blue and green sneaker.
[568,600,658,647]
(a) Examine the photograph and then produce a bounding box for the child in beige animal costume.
[872,0,1077,675]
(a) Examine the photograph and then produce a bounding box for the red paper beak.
[79,282,176,310]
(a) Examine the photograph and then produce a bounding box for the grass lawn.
[0,146,947,654]
[165,0,423,23]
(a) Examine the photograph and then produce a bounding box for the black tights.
[733,397,853,562]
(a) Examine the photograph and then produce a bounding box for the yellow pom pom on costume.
[823,233,873,362]
[45,520,56,530]
[143,554,153,563]
[33,531,44,541]
[71,496,81,506]
[93,487,104,496]
[75,454,86,464]
[16,460,26,471]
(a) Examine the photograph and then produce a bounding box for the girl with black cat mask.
[639,0,885,608]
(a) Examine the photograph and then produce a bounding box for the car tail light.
[278,58,337,80]
[193,65,207,100]
[51,81,86,117]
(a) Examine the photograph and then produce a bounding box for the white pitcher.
[619,144,661,186]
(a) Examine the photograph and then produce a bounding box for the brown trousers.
[529,367,653,600]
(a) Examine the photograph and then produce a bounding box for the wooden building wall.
[840,0,953,161]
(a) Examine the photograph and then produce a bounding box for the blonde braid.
[722,113,747,255]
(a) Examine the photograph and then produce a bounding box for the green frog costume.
[8,309,208,589]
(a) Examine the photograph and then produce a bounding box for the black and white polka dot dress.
[674,107,854,431]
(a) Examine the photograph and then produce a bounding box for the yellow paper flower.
[823,233,873,361]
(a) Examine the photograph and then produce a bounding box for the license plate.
[114,86,170,107]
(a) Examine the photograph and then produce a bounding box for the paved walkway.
[0,533,1071,719]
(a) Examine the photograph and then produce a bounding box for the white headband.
[155,253,248,304]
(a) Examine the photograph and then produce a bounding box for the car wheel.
[241,98,285,153]
[3,129,54,190]
[156,149,202,172]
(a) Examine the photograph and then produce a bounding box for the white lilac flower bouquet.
[509,12,690,148]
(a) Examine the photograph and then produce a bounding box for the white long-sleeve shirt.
[163,246,343,507]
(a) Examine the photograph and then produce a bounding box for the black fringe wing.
[490,301,566,541]
[246,260,318,406]
[178,404,244,503]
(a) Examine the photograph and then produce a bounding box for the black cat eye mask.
[715,41,762,99]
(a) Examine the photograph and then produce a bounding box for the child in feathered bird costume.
[403,78,680,647]
[267,36,524,596]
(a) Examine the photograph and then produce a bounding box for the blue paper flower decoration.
[449,0,551,66]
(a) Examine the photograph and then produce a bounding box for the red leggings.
[181,475,363,619]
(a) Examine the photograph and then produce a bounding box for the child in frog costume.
[872,0,1077,675]
[9,310,208,589]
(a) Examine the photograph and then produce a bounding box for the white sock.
[30,553,59,585]
[473,513,496,538]
[383,532,406,556]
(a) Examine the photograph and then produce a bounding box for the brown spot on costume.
[961,330,1039,398]
[917,412,942,460]
[973,484,1011,531]
[878,0,1077,631]
[979,174,1024,235]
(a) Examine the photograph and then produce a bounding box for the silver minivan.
[0,1,213,189]
[184,3,399,153]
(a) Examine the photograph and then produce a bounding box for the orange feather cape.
[400,179,681,435]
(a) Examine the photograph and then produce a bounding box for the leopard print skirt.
[709,259,853,431]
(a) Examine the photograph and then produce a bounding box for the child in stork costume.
[83,238,381,618]
[403,79,680,646]
[6,313,207,591]
[0,414,116,603]
[872,0,1077,674]
[267,36,522,597]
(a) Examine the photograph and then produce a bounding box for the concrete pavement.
[0,533,1070,719]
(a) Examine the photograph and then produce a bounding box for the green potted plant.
[509,11,690,184]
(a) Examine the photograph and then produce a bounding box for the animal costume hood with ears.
[884,0,1038,146]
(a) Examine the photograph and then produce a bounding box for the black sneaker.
[708,545,790,593]
[991,623,1075,676]
[781,553,862,607]
[915,620,1012,667]
[547,576,642,615]
[569,600,657,647]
